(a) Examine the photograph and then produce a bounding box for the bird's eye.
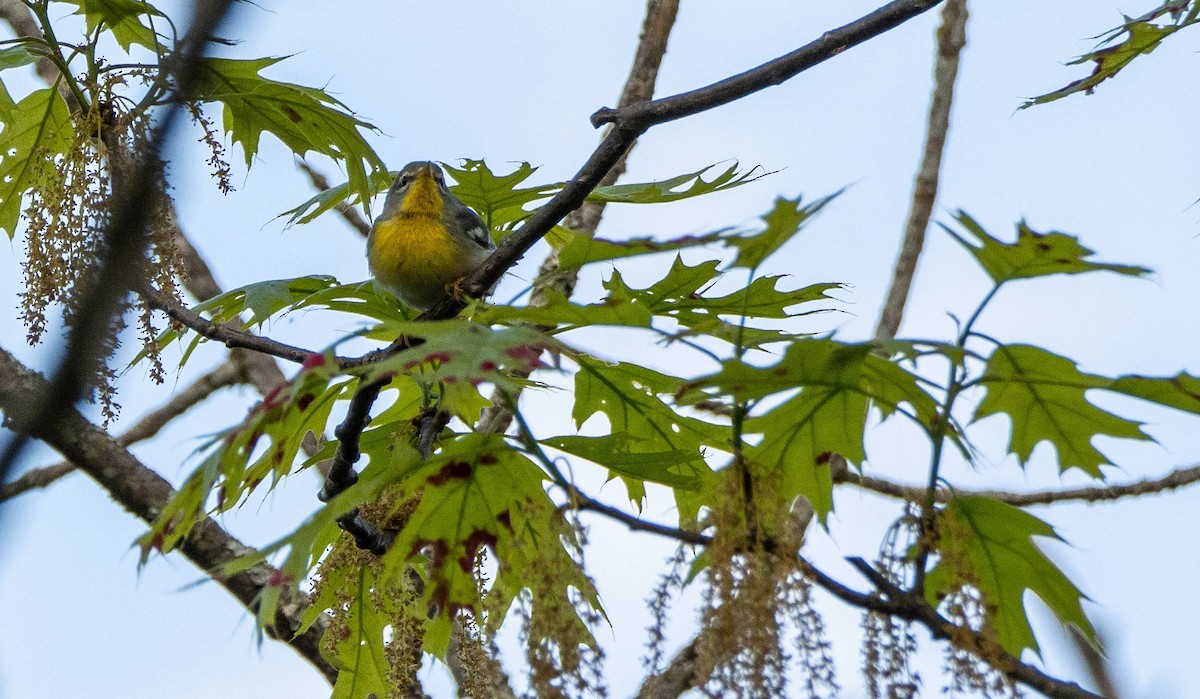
[398,174,413,188]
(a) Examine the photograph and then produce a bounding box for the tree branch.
[0,346,336,683]
[875,0,968,339]
[435,0,948,321]
[833,460,1200,506]
[143,288,320,365]
[1,360,241,501]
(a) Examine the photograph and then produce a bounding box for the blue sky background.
[2,1,1199,697]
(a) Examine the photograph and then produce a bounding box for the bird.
[366,161,494,311]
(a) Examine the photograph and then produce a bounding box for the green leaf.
[474,287,654,329]
[572,356,722,511]
[1108,371,1200,414]
[191,57,386,213]
[328,567,392,699]
[0,86,73,238]
[282,168,395,226]
[374,434,602,656]
[926,497,1096,657]
[139,356,349,556]
[542,433,704,491]
[727,190,841,270]
[944,211,1151,284]
[442,159,556,231]
[585,162,765,204]
[1023,11,1196,108]
[974,344,1148,477]
[360,321,562,423]
[0,44,40,72]
[689,339,938,520]
[554,229,730,270]
[58,0,165,52]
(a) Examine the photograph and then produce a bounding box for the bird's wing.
[453,205,494,251]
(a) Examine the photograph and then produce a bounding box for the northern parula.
[367,161,494,310]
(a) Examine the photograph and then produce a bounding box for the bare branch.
[636,638,700,699]
[0,346,336,683]
[143,289,320,365]
[875,0,969,339]
[592,0,944,130]
[1,360,241,501]
[833,460,1200,506]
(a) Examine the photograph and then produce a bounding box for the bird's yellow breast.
[368,214,465,292]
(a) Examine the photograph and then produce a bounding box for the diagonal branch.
[436,0,947,321]
[143,288,320,365]
[876,0,969,339]
[0,346,336,683]
[1,359,241,501]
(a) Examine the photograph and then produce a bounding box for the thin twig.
[875,0,968,339]
[833,460,1200,506]
[1,360,241,501]
[144,288,320,365]
[435,0,948,321]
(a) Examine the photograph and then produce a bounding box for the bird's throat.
[399,174,443,216]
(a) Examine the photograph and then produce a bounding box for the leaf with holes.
[0,86,73,238]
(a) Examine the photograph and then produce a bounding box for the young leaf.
[0,86,73,238]
[944,211,1151,284]
[282,168,395,226]
[727,190,842,270]
[1108,371,1200,414]
[925,496,1096,657]
[585,162,765,204]
[554,229,729,270]
[974,344,1148,477]
[327,566,393,699]
[191,57,386,212]
[58,0,165,52]
[373,434,602,657]
[541,433,705,491]
[1023,8,1198,108]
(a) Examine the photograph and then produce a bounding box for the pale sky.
[2,1,1199,697]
